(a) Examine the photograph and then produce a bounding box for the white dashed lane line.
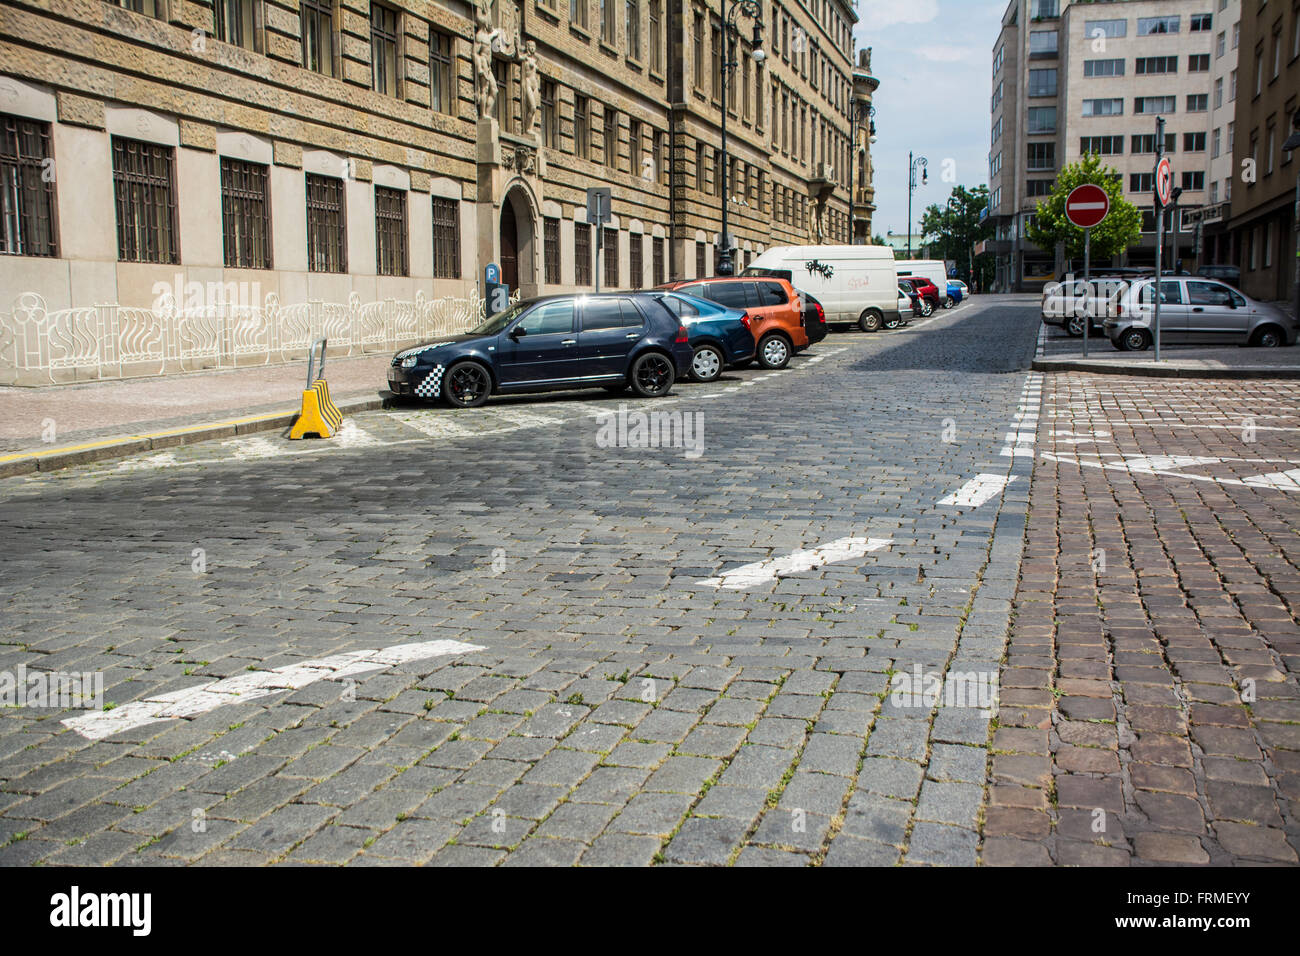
[938,474,1019,508]
[698,536,896,590]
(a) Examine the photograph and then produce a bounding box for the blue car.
[946,281,964,307]
[650,291,756,383]
[387,293,694,407]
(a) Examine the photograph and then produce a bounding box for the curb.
[0,394,392,479]
[1032,358,1300,380]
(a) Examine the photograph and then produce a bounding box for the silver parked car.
[1104,277,1297,351]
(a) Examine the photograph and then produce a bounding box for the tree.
[919,184,994,287]
[1025,152,1141,263]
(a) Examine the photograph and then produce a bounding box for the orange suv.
[657,277,810,369]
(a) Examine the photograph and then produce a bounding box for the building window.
[1080,135,1123,156]
[571,0,587,30]
[1027,107,1057,133]
[575,222,592,285]
[371,4,400,97]
[1028,31,1058,57]
[1134,96,1176,114]
[1028,68,1057,97]
[713,148,722,195]
[1137,16,1180,36]
[1190,13,1212,32]
[112,0,161,15]
[305,173,346,273]
[1085,18,1127,39]
[1027,142,1055,170]
[429,196,459,279]
[653,129,665,185]
[1187,94,1208,112]
[628,118,641,175]
[649,0,662,72]
[1131,133,1176,153]
[693,14,704,88]
[1215,77,1224,108]
[1212,127,1222,157]
[1184,131,1207,152]
[712,24,722,103]
[544,216,560,284]
[652,235,664,285]
[300,0,335,77]
[112,137,177,264]
[1083,58,1124,77]
[1081,98,1123,117]
[574,95,590,159]
[603,107,618,167]
[0,114,57,258]
[1188,53,1210,72]
[1181,171,1205,190]
[541,81,557,148]
[220,157,272,270]
[696,141,706,191]
[1135,56,1178,75]
[214,0,260,51]
[374,186,407,277]
[601,0,616,44]
[1026,179,1054,197]
[430,31,454,115]
[626,0,641,60]
[629,234,642,289]
[1130,172,1155,193]
[604,226,618,287]
[695,241,705,278]
[495,59,512,131]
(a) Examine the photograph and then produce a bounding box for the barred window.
[604,227,619,288]
[649,1,662,72]
[627,1,641,60]
[432,196,460,278]
[575,222,592,286]
[604,107,618,167]
[430,31,454,115]
[112,136,177,264]
[629,234,643,289]
[574,95,590,159]
[220,157,271,269]
[214,0,259,52]
[300,0,335,76]
[541,80,557,148]
[305,173,346,273]
[544,216,561,284]
[371,3,400,97]
[695,241,705,279]
[1,114,58,258]
[652,236,664,285]
[375,186,408,276]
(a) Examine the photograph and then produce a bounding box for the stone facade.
[0,0,868,314]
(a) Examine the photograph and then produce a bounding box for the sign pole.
[1082,227,1091,358]
[1154,117,1166,363]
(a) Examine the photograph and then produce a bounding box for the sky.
[853,0,1008,240]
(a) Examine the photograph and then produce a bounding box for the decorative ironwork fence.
[0,289,516,385]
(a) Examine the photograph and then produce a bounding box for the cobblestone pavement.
[982,374,1300,865]
[1,297,1043,866]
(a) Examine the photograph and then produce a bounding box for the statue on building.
[864,47,872,74]
[473,2,497,119]
[521,39,540,134]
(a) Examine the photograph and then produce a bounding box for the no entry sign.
[1065,184,1110,229]
[1155,156,1174,208]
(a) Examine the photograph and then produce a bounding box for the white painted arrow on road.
[698,537,894,590]
[62,639,485,740]
[939,474,1018,508]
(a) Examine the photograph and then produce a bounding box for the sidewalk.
[0,353,394,475]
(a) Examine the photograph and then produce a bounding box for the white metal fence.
[0,289,518,385]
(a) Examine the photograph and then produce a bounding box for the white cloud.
[860,0,941,29]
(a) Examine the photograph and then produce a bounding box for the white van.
[742,244,902,332]
[895,260,951,307]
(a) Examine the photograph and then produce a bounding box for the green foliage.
[1025,153,1142,261]
[919,184,995,286]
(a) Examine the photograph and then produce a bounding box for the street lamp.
[847,104,875,245]
[907,152,928,258]
[716,0,764,277]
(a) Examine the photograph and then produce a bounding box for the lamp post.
[1283,110,1300,325]
[716,0,765,277]
[907,152,928,258]
[847,104,876,245]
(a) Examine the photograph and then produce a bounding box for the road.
[0,296,1052,866]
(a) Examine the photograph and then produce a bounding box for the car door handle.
[625,332,641,339]
[1192,307,1205,312]
[561,339,577,345]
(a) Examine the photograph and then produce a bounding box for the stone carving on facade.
[501,144,537,174]
[473,2,497,119]
[521,40,540,135]
[864,47,872,74]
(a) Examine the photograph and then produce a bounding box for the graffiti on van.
[804,260,834,280]
[846,276,873,291]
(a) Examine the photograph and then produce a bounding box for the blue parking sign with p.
[485,263,500,285]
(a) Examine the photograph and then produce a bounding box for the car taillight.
[814,302,825,323]
[675,325,689,343]
[1116,303,1124,317]
[739,311,752,331]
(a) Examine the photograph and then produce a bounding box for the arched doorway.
[500,201,519,290]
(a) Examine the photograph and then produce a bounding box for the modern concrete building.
[0,0,869,317]
[986,0,1230,291]
[1224,0,1298,303]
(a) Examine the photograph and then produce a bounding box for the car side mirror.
[509,326,527,339]
[1224,296,1237,309]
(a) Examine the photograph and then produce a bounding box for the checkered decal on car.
[414,364,445,400]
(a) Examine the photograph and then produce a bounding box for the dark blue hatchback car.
[651,291,756,383]
[387,293,694,407]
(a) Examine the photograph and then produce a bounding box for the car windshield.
[468,300,532,336]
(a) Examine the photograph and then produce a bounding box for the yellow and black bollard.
[290,338,343,439]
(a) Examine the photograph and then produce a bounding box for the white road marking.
[1000,373,1042,457]
[1243,468,1300,490]
[938,473,1018,508]
[699,536,894,590]
[225,436,285,460]
[333,421,384,447]
[1042,452,1300,493]
[62,639,486,740]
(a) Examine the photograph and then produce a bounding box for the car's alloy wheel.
[919,299,934,317]
[630,352,675,397]
[884,316,902,330]
[1120,329,1151,352]
[758,334,791,369]
[443,361,491,407]
[1254,327,1283,348]
[1066,315,1086,337]
[690,345,724,382]
[858,309,884,333]
[945,296,956,309]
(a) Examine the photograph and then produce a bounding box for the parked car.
[898,280,923,319]
[388,293,693,407]
[949,279,970,300]
[743,244,902,334]
[656,276,809,370]
[1196,263,1242,288]
[651,290,756,383]
[1042,273,1145,336]
[895,260,949,308]
[945,280,964,308]
[899,275,940,314]
[1105,277,1298,350]
[796,289,830,344]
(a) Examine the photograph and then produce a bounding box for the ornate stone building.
[0,0,869,313]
